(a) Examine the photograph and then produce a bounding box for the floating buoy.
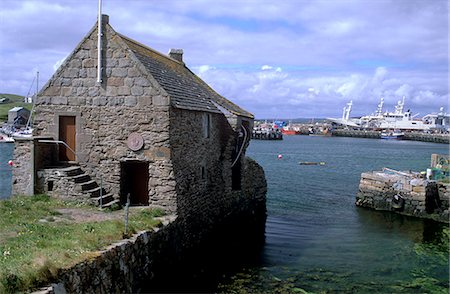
[277,154,283,159]
[299,161,326,166]
[8,160,13,166]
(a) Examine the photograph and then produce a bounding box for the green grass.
[0,94,25,103]
[0,94,31,122]
[0,195,164,293]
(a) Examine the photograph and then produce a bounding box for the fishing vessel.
[281,129,299,135]
[328,97,450,132]
[281,122,300,135]
[380,130,405,140]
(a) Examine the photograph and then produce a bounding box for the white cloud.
[0,0,447,119]
[53,56,67,72]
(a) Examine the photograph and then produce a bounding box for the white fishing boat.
[328,97,449,132]
[380,130,405,140]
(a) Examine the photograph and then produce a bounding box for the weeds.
[0,195,163,293]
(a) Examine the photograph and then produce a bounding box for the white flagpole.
[97,0,102,83]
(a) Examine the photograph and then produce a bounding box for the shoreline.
[331,129,449,144]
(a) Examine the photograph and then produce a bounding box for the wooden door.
[59,116,76,161]
[121,162,149,205]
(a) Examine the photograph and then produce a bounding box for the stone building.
[13,15,265,227]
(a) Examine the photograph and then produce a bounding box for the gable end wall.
[34,22,177,211]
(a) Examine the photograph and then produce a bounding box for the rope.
[231,124,248,168]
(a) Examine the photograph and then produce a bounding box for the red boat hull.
[281,130,299,135]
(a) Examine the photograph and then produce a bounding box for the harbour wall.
[403,132,450,144]
[356,171,449,223]
[332,129,379,139]
[251,129,283,140]
[34,156,267,293]
[332,129,449,144]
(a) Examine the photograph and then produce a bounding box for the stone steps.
[102,199,121,208]
[90,193,115,206]
[71,173,91,183]
[85,186,105,197]
[38,164,119,208]
[81,180,98,191]
[59,166,84,176]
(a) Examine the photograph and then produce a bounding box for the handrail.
[38,139,78,161]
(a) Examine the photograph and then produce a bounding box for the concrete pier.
[332,129,380,139]
[251,129,283,140]
[331,129,449,144]
[356,157,449,223]
[403,132,450,144]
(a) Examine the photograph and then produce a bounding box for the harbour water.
[216,136,449,293]
[0,143,13,200]
[0,137,448,292]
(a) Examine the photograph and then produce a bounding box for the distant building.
[25,96,33,103]
[8,106,30,127]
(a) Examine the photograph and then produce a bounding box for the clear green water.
[218,136,449,293]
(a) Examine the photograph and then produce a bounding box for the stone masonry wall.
[12,137,58,197]
[34,20,177,211]
[356,171,449,223]
[12,138,34,196]
[35,156,267,293]
[168,107,256,237]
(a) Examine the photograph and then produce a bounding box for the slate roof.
[119,34,253,118]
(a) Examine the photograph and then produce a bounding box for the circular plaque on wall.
[127,132,144,151]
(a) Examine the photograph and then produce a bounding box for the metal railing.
[38,139,78,161]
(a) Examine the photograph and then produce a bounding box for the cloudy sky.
[0,0,448,118]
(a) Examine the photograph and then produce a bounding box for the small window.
[201,165,207,181]
[202,113,211,138]
[48,180,54,192]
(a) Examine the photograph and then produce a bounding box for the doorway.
[120,161,149,205]
[59,116,76,161]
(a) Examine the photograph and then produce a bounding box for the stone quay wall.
[356,171,449,223]
[251,129,283,140]
[403,132,450,144]
[34,156,266,294]
[332,129,449,144]
[35,217,179,294]
[332,129,380,139]
[12,138,34,196]
[12,137,56,196]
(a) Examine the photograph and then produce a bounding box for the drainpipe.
[97,0,102,84]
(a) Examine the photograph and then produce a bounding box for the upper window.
[202,113,211,138]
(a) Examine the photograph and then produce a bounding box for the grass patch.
[0,94,25,103]
[0,195,163,293]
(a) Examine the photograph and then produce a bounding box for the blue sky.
[0,0,448,118]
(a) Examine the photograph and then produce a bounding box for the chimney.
[102,14,109,24]
[169,49,183,63]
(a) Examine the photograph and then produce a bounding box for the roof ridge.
[185,67,254,118]
[117,33,183,65]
